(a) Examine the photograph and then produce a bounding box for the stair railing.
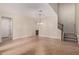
[58,23,64,41]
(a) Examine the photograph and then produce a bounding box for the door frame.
[1,16,13,42]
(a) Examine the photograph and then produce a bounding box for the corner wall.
[0,3,61,41]
[58,3,75,33]
[39,4,61,39]
[0,4,36,40]
[75,4,79,41]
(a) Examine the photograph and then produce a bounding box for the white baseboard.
[13,34,61,40]
[13,35,32,40]
[39,35,61,40]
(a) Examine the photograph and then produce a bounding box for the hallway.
[0,36,79,55]
[0,3,79,55]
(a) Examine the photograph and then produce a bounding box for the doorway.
[1,16,12,42]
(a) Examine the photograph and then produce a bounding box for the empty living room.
[0,2,79,55]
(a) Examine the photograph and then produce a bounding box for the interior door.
[1,16,12,42]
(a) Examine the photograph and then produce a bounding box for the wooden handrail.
[58,23,64,31]
[58,23,64,41]
[58,23,78,42]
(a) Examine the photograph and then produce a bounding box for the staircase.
[58,23,78,42]
[64,33,78,42]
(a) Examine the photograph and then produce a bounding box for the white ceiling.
[0,3,56,20]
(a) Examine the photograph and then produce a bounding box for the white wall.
[39,4,61,39]
[0,4,36,40]
[0,3,61,41]
[49,3,58,14]
[75,4,79,39]
[13,15,36,39]
[58,3,75,33]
